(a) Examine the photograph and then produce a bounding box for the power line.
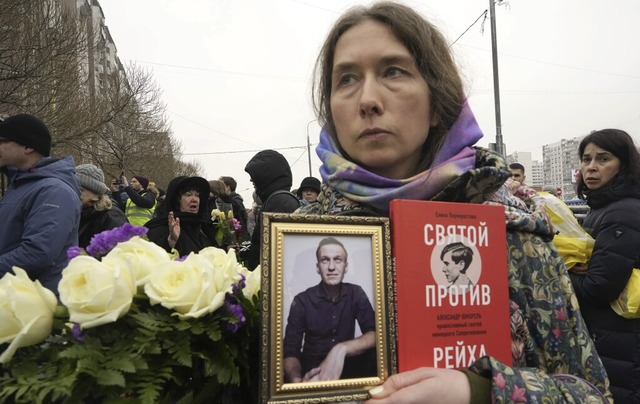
[128,59,308,82]
[450,10,488,47]
[182,145,309,156]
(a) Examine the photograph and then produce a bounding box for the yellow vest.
[125,192,157,226]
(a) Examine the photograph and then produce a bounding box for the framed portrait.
[260,213,395,404]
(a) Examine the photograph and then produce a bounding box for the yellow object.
[534,192,595,269]
[610,269,640,319]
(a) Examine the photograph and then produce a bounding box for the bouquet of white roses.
[0,224,261,404]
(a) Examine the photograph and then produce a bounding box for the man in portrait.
[283,237,376,383]
[440,242,475,289]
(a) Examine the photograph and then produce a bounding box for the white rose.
[0,267,57,364]
[59,255,135,329]
[198,247,244,288]
[144,253,233,319]
[102,236,171,289]
[241,265,261,300]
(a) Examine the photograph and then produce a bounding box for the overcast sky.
[99,0,640,204]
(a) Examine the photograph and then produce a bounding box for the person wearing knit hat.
[133,175,149,190]
[296,176,321,204]
[0,114,81,294]
[119,173,157,226]
[75,164,126,248]
[0,114,51,157]
[76,164,109,196]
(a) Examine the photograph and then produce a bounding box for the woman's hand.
[365,367,471,404]
[570,263,588,275]
[168,211,180,248]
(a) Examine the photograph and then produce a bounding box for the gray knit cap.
[76,164,109,195]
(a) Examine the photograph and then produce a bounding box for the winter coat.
[124,188,156,226]
[571,175,640,403]
[0,156,81,294]
[243,150,300,270]
[299,148,611,402]
[78,206,127,248]
[145,176,214,257]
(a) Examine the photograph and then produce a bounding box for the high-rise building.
[542,136,584,200]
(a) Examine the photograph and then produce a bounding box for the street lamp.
[306,119,318,177]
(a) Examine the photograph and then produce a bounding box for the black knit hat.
[0,114,51,157]
[296,177,321,198]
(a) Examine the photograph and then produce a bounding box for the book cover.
[390,199,511,371]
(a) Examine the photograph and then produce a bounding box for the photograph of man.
[283,237,376,383]
[441,242,475,289]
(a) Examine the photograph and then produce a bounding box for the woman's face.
[80,188,97,207]
[580,143,621,190]
[330,20,436,179]
[179,190,200,213]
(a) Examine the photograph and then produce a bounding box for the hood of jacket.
[244,150,293,202]
[7,156,80,193]
[156,175,210,219]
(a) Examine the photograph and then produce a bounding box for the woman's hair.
[576,128,640,198]
[147,181,160,199]
[208,180,227,198]
[87,192,113,212]
[313,1,465,172]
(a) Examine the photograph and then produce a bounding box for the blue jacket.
[0,156,81,293]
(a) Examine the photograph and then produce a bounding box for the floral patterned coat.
[299,148,611,403]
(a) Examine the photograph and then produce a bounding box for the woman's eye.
[385,67,404,78]
[337,75,355,86]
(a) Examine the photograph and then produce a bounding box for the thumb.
[369,367,439,399]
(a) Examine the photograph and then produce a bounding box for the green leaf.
[97,369,125,387]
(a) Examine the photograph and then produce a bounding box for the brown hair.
[208,179,227,198]
[312,1,465,173]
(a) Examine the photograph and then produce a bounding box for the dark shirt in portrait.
[283,282,376,377]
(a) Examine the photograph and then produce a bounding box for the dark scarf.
[585,174,640,209]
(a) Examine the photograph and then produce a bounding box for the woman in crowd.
[76,164,127,248]
[570,129,640,403]
[145,175,214,256]
[300,2,610,402]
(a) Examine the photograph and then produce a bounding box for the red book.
[390,199,511,371]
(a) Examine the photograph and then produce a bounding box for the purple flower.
[232,274,246,294]
[86,223,148,258]
[223,294,246,333]
[67,246,85,260]
[71,323,85,342]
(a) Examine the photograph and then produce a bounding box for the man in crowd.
[0,114,81,294]
[120,174,156,226]
[243,150,300,270]
[219,175,249,241]
[283,237,376,383]
[509,162,526,185]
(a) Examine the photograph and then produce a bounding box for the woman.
[76,164,127,248]
[145,175,214,256]
[300,2,610,402]
[570,129,640,403]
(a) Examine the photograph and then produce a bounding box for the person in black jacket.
[570,128,640,403]
[145,175,214,257]
[219,175,250,241]
[76,164,127,248]
[243,150,300,270]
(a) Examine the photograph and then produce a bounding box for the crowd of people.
[1,1,639,402]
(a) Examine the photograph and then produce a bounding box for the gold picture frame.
[259,213,395,403]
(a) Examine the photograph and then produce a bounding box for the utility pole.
[489,0,506,157]
[305,119,316,177]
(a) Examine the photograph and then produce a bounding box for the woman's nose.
[359,79,382,117]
